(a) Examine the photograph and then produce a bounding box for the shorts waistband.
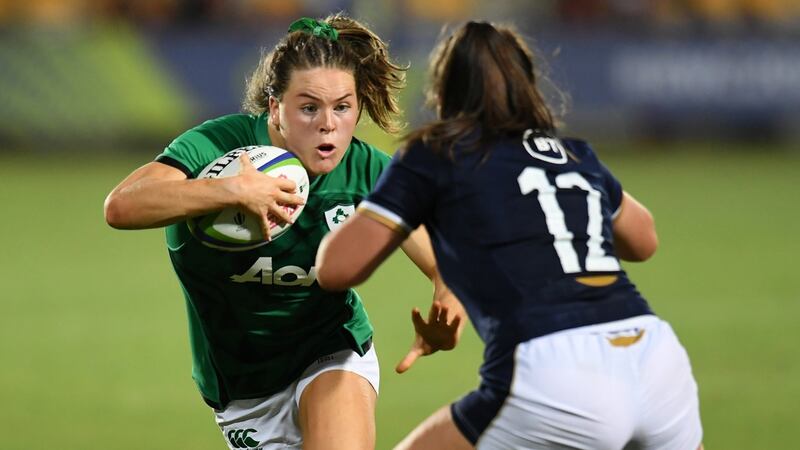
[555,314,659,336]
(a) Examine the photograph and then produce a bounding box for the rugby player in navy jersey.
[317,21,704,450]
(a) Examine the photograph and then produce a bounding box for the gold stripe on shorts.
[607,329,645,347]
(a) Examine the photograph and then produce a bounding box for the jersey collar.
[256,112,272,146]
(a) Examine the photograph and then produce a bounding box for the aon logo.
[231,257,316,286]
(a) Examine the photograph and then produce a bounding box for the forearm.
[400,226,438,280]
[401,226,468,333]
[105,177,236,229]
[104,161,245,229]
[432,276,468,338]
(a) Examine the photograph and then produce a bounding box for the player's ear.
[269,96,281,130]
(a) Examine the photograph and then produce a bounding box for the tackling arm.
[316,211,468,373]
[399,226,467,334]
[317,212,466,326]
[315,211,406,291]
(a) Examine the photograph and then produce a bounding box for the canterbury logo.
[227,428,260,449]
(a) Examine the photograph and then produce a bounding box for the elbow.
[641,232,659,261]
[627,235,658,262]
[315,232,369,291]
[613,210,659,262]
[316,265,365,292]
[623,226,659,262]
[634,213,659,261]
[103,192,130,229]
[316,272,347,292]
[315,223,390,291]
[316,249,372,291]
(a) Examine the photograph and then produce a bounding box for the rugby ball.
[187,146,310,251]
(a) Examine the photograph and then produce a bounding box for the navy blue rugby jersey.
[360,131,653,373]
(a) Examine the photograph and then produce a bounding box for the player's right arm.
[104,156,303,235]
[612,191,658,262]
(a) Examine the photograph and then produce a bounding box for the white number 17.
[517,167,620,274]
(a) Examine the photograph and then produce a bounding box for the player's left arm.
[397,226,467,372]
[316,212,467,372]
[316,212,448,291]
[398,225,467,340]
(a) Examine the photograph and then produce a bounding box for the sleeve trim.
[611,191,625,221]
[155,155,193,178]
[357,201,413,235]
[611,204,622,220]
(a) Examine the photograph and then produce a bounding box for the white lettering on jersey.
[517,167,620,274]
[230,257,317,286]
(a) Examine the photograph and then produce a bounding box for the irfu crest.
[324,204,356,230]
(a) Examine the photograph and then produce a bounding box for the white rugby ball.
[187,146,309,251]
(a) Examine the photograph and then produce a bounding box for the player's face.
[269,67,358,176]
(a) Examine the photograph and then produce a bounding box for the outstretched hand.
[395,301,462,374]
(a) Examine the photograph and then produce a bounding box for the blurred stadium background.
[1,0,798,449]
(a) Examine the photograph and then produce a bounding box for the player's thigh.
[297,346,380,450]
[394,405,473,450]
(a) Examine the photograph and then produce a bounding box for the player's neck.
[267,122,286,149]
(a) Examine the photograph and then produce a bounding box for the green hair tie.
[288,18,339,41]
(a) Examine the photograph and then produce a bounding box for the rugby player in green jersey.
[104,14,464,450]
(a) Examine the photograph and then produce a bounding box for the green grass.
[0,143,797,449]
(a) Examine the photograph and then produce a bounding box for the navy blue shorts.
[451,382,511,444]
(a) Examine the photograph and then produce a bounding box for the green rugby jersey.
[155,113,390,407]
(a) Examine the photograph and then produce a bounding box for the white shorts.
[455,315,703,450]
[213,345,379,450]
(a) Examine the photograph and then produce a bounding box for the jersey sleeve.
[364,145,392,191]
[157,129,218,178]
[359,141,443,235]
[565,138,624,219]
[596,159,623,218]
[156,114,257,178]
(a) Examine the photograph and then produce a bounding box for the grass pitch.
[0,142,797,449]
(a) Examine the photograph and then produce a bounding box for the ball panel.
[255,150,296,172]
[210,208,262,242]
[196,148,248,179]
[188,213,267,250]
[188,145,309,251]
